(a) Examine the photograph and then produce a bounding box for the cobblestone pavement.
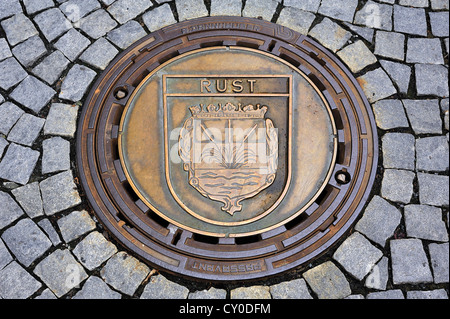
[0,0,448,300]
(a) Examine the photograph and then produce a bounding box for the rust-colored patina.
[77,17,378,282]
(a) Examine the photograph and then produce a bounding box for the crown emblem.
[189,102,268,119]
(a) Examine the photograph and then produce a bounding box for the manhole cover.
[77,17,378,282]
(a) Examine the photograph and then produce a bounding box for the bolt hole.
[114,87,128,100]
[335,170,351,185]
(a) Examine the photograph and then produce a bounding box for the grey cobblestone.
[343,23,374,42]
[0,143,40,185]
[0,261,42,299]
[357,68,396,103]
[379,60,411,94]
[381,169,415,203]
[230,285,271,299]
[284,0,321,13]
[79,9,118,39]
[37,219,62,246]
[337,40,377,73]
[42,136,71,174]
[43,103,79,138]
[101,251,150,296]
[0,57,28,91]
[32,51,70,85]
[405,205,449,242]
[59,64,97,102]
[0,137,7,158]
[429,11,450,37]
[106,20,147,50]
[7,113,45,147]
[11,182,44,218]
[34,288,57,299]
[73,276,121,299]
[399,0,428,7]
[417,172,449,206]
[210,0,242,16]
[0,38,12,61]
[0,239,13,270]
[431,0,449,10]
[318,0,358,23]
[188,287,227,299]
[303,261,351,299]
[1,13,38,46]
[374,31,405,61]
[0,0,22,21]
[107,0,152,24]
[34,8,72,42]
[407,289,449,299]
[382,132,415,170]
[372,99,409,130]
[354,1,393,31]
[242,0,278,21]
[57,210,96,243]
[60,0,101,22]
[416,136,449,172]
[23,0,54,15]
[0,102,25,136]
[73,231,118,270]
[308,18,352,53]
[406,38,445,65]
[40,170,82,215]
[415,64,449,97]
[141,274,190,299]
[0,190,24,230]
[10,75,56,114]
[403,99,442,134]
[176,0,209,21]
[429,243,449,284]
[142,4,177,32]
[11,36,47,68]
[34,249,88,298]
[269,278,313,299]
[365,256,389,290]
[80,38,119,70]
[354,195,402,247]
[391,238,433,285]
[393,5,427,36]
[54,29,91,62]
[367,290,404,299]
[277,6,316,35]
[1,218,52,267]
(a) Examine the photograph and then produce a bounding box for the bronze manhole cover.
[77,17,378,282]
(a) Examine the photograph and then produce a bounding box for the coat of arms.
[178,102,278,216]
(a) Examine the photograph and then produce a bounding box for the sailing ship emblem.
[178,102,278,216]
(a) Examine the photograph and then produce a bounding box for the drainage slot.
[193,233,219,245]
[285,213,309,230]
[235,234,262,245]
[148,210,170,228]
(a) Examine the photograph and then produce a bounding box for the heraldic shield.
[178,102,278,216]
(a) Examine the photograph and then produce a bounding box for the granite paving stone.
[37,219,62,246]
[333,232,383,281]
[34,289,57,299]
[0,38,12,61]
[0,58,28,91]
[79,38,119,70]
[32,51,70,85]
[34,8,72,42]
[269,278,313,299]
[303,261,351,299]
[7,113,45,147]
[407,290,449,299]
[141,274,190,299]
[417,172,449,206]
[318,0,358,23]
[40,170,82,215]
[405,205,449,242]
[73,231,118,270]
[354,195,402,247]
[1,218,52,267]
[59,64,97,102]
[337,40,377,73]
[442,99,449,131]
[353,1,393,31]
[399,0,429,7]
[345,295,365,299]
[0,190,24,230]
[429,12,449,37]
[393,5,427,36]
[57,210,96,243]
[106,20,147,50]
[431,0,449,10]
[142,4,177,32]
[374,31,405,61]
[0,143,40,185]
[357,68,397,103]
[54,29,91,61]
[10,35,47,68]
[372,99,409,130]
[406,38,444,65]
[381,133,415,170]
[416,136,449,172]
[0,93,3,104]
[277,6,316,35]
[23,0,55,15]
[415,64,449,97]
[0,137,7,158]
[0,239,13,271]
[11,182,44,218]
[210,0,242,16]
[0,102,25,136]
[367,290,405,299]
[0,0,23,21]
[101,251,150,296]
[379,60,411,94]
[308,18,352,53]
[343,23,375,42]
[42,137,71,174]
[429,243,449,284]
[60,0,102,22]
[242,0,279,21]
[381,169,415,203]
[79,9,118,39]
[73,276,122,299]
[365,256,389,291]
[0,261,42,299]
[43,103,79,138]
[10,76,56,114]
[1,13,38,46]
[284,0,321,13]
[188,287,227,299]
[403,99,442,134]
[391,238,434,284]
[107,0,152,24]
[230,285,271,299]
[34,249,88,298]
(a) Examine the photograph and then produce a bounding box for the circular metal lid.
[77,17,378,282]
